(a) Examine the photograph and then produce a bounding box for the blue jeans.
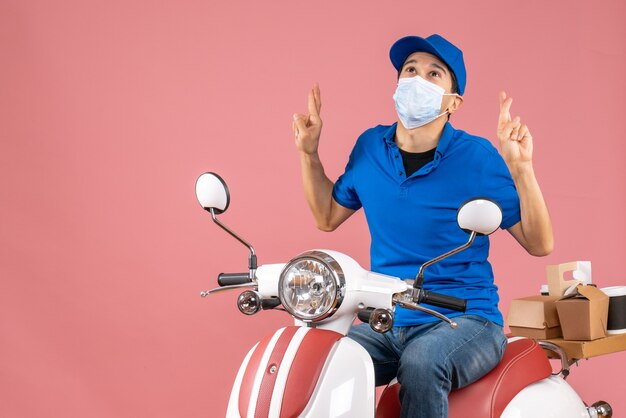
[347,314,507,418]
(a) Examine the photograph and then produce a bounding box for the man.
[292,34,553,418]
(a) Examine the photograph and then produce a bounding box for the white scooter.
[195,172,612,418]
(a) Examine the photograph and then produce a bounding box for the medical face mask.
[393,76,458,130]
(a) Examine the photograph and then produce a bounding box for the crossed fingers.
[292,83,322,142]
[308,83,321,117]
[498,91,530,142]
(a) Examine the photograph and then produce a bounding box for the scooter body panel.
[501,375,590,418]
[226,342,258,418]
[299,336,375,418]
[226,327,375,418]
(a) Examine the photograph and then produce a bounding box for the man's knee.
[397,347,447,386]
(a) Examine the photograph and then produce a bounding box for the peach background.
[1,0,625,417]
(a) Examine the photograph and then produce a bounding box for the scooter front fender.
[226,326,375,418]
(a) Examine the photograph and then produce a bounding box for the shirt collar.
[383,121,456,158]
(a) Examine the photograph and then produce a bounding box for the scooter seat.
[376,338,552,418]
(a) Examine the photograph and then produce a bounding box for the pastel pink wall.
[1,0,624,416]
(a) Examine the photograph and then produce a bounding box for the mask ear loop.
[441,93,461,118]
[434,109,449,119]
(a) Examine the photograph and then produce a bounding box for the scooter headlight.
[278,251,345,322]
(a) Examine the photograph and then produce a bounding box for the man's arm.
[497,91,554,256]
[299,152,355,231]
[506,166,553,256]
[293,84,355,231]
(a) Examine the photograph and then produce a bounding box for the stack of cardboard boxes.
[506,261,626,359]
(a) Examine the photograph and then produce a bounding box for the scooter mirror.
[195,172,230,214]
[456,198,502,236]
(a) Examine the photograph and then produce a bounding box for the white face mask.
[393,76,458,130]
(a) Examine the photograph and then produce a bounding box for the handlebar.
[217,272,252,286]
[419,290,467,312]
[357,307,375,323]
[261,298,282,310]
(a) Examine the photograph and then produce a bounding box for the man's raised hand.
[497,91,533,166]
[293,83,323,155]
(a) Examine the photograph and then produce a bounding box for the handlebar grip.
[217,272,252,286]
[420,290,467,312]
[261,298,282,310]
[357,307,375,323]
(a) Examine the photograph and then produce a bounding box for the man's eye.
[429,71,441,78]
[405,67,415,73]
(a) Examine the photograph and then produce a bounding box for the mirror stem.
[414,231,477,289]
[209,208,257,278]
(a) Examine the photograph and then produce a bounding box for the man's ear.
[447,95,464,115]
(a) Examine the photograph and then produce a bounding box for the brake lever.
[393,292,458,329]
[200,282,257,297]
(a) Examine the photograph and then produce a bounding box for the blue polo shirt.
[332,122,520,326]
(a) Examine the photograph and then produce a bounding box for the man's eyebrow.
[402,59,449,75]
[431,62,448,74]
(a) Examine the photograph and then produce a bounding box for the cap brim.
[389,36,445,72]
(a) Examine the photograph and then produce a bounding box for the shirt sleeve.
[331,144,362,211]
[481,151,521,230]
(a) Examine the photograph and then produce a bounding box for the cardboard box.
[545,332,626,359]
[507,296,562,339]
[547,261,592,297]
[555,284,609,341]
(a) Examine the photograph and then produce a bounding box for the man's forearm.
[510,163,554,256]
[300,152,337,231]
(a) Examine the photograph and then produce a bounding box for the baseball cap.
[389,34,466,95]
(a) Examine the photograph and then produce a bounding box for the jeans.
[347,314,507,418]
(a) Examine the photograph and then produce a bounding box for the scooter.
[195,172,613,418]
